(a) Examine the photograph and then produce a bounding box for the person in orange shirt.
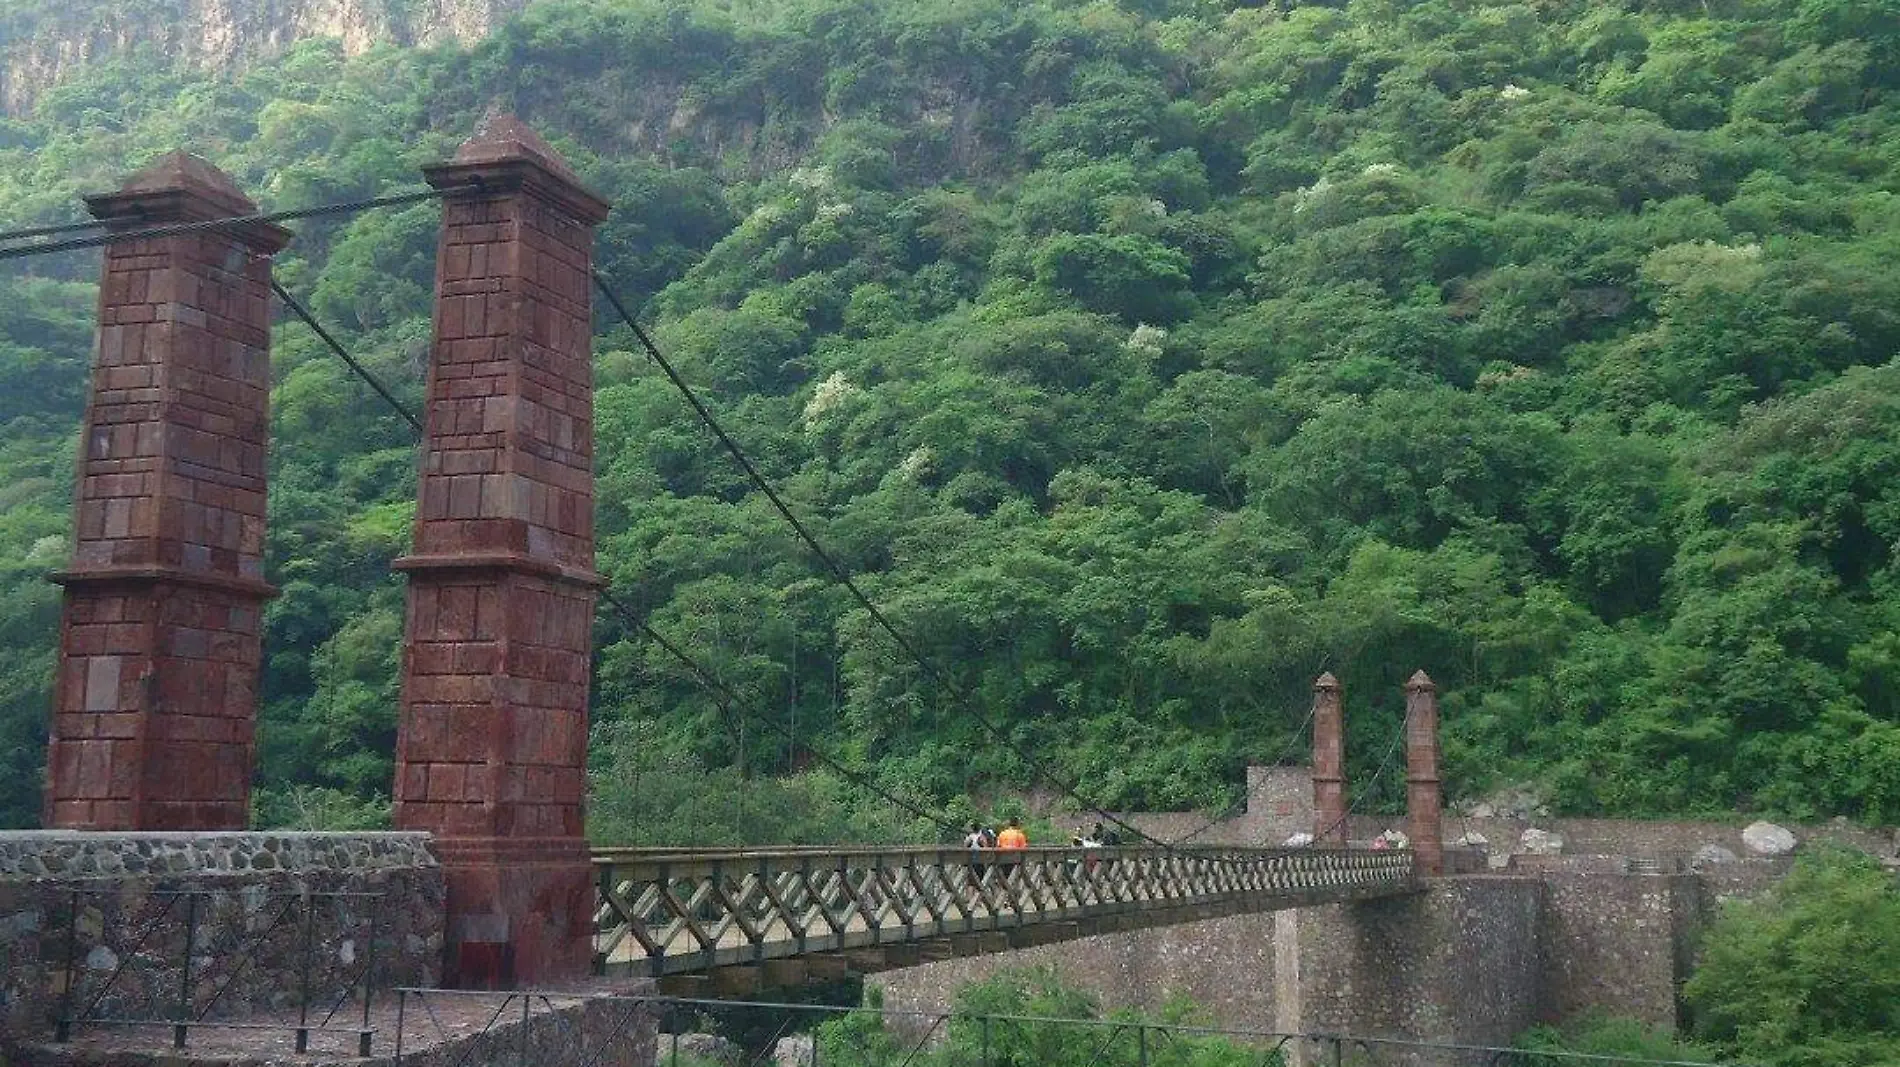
[996,819,1028,849]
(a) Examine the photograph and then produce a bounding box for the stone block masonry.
[392,114,612,990]
[876,910,1285,1029]
[1288,879,1544,1064]
[1403,671,1444,877]
[0,832,444,1058]
[1311,673,1346,846]
[44,152,290,831]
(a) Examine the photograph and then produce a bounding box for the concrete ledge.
[0,831,437,880]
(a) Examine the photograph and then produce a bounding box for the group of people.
[960,819,1124,851]
[962,819,1124,885]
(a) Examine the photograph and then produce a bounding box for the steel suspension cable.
[593,270,1166,849]
[270,281,423,435]
[272,276,960,837]
[1303,701,1411,848]
[0,217,107,243]
[0,187,455,261]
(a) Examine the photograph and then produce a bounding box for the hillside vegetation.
[1,0,1899,837]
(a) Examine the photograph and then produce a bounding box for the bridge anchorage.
[593,845,1419,993]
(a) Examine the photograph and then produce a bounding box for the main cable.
[593,270,1166,849]
[0,217,107,243]
[272,275,959,837]
[0,187,453,261]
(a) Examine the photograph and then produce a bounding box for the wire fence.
[49,887,386,1054]
[381,990,1748,1067]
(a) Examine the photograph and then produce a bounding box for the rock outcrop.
[1742,821,1798,856]
[0,0,535,115]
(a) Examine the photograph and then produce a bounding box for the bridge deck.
[593,845,1417,990]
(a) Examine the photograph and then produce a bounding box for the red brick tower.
[1310,671,1347,846]
[391,116,611,988]
[44,154,289,831]
[1404,670,1445,876]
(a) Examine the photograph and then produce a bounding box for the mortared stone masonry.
[1404,669,1445,876]
[44,154,289,831]
[391,116,611,988]
[1309,672,1346,846]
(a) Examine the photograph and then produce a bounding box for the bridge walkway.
[592,845,1417,994]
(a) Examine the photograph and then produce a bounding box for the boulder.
[774,1035,816,1067]
[1282,832,1314,848]
[1692,845,1738,869]
[1452,831,1489,848]
[673,1033,741,1066]
[1469,802,1496,819]
[1519,828,1564,855]
[1742,821,1797,856]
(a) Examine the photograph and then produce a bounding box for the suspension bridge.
[5,115,1442,998]
[591,845,1418,991]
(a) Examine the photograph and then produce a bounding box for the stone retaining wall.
[876,909,1283,1027]
[0,832,444,1057]
[1292,878,1545,1064]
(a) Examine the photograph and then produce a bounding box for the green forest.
[2,0,1900,840]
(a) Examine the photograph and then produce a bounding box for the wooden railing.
[592,846,1416,978]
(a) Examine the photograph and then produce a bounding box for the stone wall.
[876,910,1283,1029]
[874,867,1779,1053]
[1429,816,1894,861]
[0,832,444,1056]
[1533,873,1696,1031]
[1291,878,1544,1064]
[1148,763,1899,862]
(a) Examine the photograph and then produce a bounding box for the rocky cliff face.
[0,0,535,115]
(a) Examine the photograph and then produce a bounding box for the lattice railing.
[592,846,1416,977]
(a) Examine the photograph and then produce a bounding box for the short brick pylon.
[391,115,611,988]
[1310,672,1347,845]
[44,153,289,831]
[1404,670,1445,876]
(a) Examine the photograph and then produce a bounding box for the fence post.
[55,889,78,1042]
[395,988,408,1065]
[1138,1025,1149,1067]
[360,898,380,1057]
[174,893,199,1049]
[297,893,317,1052]
[520,992,532,1067]
[981,1014,991,1067]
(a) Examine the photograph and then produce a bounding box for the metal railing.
[593,846,1417,977]
[49,886,385,1054]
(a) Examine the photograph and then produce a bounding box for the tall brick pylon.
[1310,672,1347,846]
[1404,670,1445,876]
[44,154,289,831]
[391,116,611,988]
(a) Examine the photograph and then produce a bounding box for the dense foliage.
[1684,847,1900,1066]
[2,0,1900,834]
